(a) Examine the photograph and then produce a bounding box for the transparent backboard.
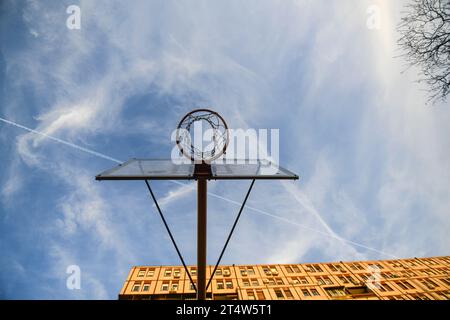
[95,159,298,180]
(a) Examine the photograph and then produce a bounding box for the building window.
[396,281,415,290]
[285,266,293,273]
[388,261,402,268]
[240,268,247,276]
[173,269,181,278]
[368,263,378,270]
[292,265,301,273]
[270,266,278,275]
[132,284,141,292]
[306,264,323,273]
[142,283,151,292]
[369,263,384,269]
[311,289,320,296]
[242,280,250,287]
[138,269,146,277]
[191,268,197,276]
[300,277,308,284]
[328,264,345,272]
[436,268,447,276]
[291,277,300,285]
[404,259,416,267]
[421,279,438,290]
[316,276,332,285]
[223,268,231,276]
[379,283,393,292]
[256,290,265,300]
[251,279,259,286]
[247,290,256,300]
[404,270,417,277]
[217,281,224,290]
[305,265,314,272]
[348,263,364,271]
[404,281,415,289]
[437,292,449,299]
[161,282,169,291]
[360,274,369,281]
[247,267,255,276]
[276,278,284,285]
[164,269,172,277]
[146,269,155,277]
[226,280,233,289]
[262,267,271,276]
[422,269,437,276]
[284,289,294,299]
[274,289,284,299]
[326,287,346,297]
[302,289,310,297]
[411,294,430,300]
[348,276,357,285]
[171,282,179,292]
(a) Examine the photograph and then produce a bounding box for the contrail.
[281,182,359,255]
[1,116,398,259]
[171,180,398,259]
[0,117,122,164]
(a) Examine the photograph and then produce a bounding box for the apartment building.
[119,256,450,300]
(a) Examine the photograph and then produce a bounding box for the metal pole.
[197,178,207,300]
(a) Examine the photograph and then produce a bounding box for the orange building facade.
[119,256,450,300]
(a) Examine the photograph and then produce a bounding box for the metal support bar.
[197,178,207,300]
[206,179,256,291]
[144,180,197,293]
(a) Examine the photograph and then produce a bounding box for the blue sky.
[1,0,449,299]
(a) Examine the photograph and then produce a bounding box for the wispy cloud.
[157,181,196,208]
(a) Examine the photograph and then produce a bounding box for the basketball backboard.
[95,109,299,300]
[95,159,299,181]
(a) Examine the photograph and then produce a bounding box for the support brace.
[144,180,197,293]
[206,179,256,291]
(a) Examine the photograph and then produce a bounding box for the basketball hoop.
[176,109,229,163]
[96,109,298,300]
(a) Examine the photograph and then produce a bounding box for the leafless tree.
[398,0,450,103]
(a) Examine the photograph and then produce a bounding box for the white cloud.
[1,158,23,201]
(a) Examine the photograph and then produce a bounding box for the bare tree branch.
[398,0,450,104]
